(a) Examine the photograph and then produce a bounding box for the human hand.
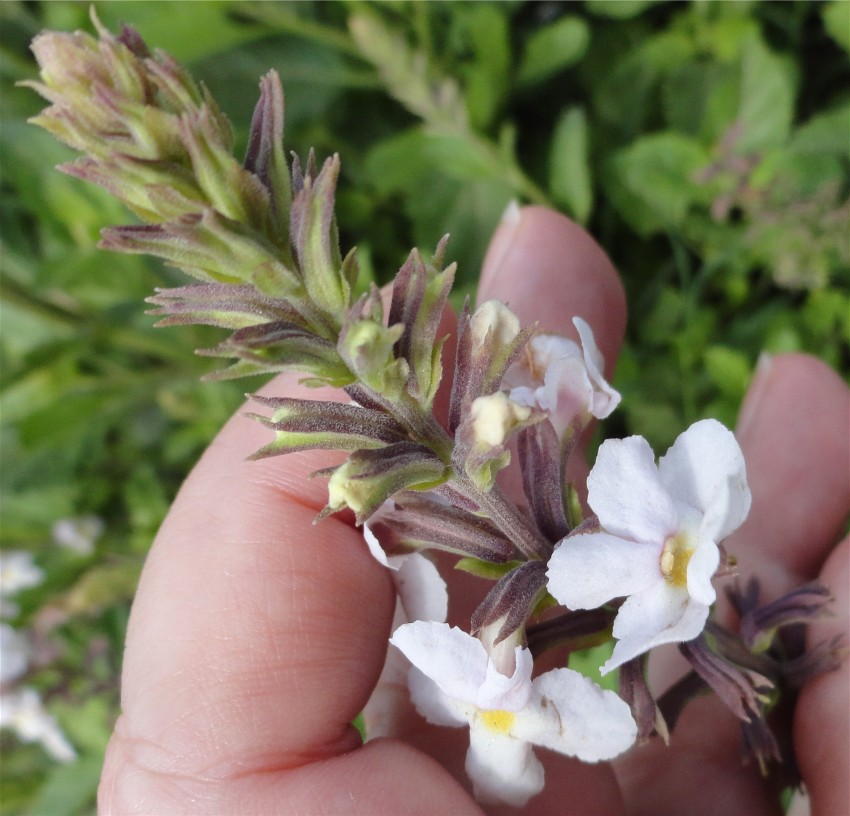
[98,206,849,815]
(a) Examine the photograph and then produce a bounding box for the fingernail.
[479,200,523,298]
[737,352,773,438]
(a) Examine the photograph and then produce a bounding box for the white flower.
[362,522,448,738]
[363,522,448,626]
[504,317,620,438]
[390,621,637,807]
[0,551,44,618]
[547,419,751,674]
[52,515,104,556]
[0,623,30,685]
[0,687,77,763]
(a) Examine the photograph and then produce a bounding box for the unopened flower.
[390,621,637,806]
[504,317,620,438]
[0,687,76,763]
[547,419,750,673]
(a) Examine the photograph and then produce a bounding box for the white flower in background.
[547,419,751,674]
[504,317,620,438]
[0,687,76,763]
[362,522,448,738]
[52,515,104,556]
[390,621,637,806]
[0,551,44,619]
[1,623,31,685]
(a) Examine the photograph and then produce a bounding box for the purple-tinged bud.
[740,582,834,653]
[471,561,548,646]
[619,656,669,744]
[368,494,517,563]
[680,635,773,723]
[248,395,407,458]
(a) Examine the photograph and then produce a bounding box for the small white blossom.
[52,515,104,556]
[504,317,620,438]
[362,522,448,738]
[0,551,44,618]
[391,621,637,806]
[0,687,77,763]
[1,623,30,685]
[547,419,751,673]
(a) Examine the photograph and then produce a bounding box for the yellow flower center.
[660,530,694,587]
[479,709,516,734]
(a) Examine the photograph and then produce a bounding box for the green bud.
[339,318,410,400]
[324,443,448,523]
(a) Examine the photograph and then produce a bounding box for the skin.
[98,206,849,815]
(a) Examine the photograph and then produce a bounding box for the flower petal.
[467,719,544,807]
[477,645,533,711]
[395,553,448,624]
[686,537,719,606]
[587,436,677,544]
[390,621,487,704]
[604,581,710,672]
[659,419,751,542]
[547,532,660,609]
[515,668,637,761]
[573,317,621,419]
[363,522,392,569]
[407,666,470,727]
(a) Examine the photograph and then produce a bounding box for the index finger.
[98,374,481,813]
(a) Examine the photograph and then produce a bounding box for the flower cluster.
[24,13,843,807]
[0,550,76,764]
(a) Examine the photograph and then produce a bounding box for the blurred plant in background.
[1,1,847,812]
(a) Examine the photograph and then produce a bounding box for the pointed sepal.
[197,321,353,385]
[388,239,455,408]
[367,493,518,563]
[248,395,408,458]
[470,561,548,646]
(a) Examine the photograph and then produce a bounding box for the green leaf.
[737,34,796,153]
[26,754,101,816]
[456,4,511,131]
[789,103,850,156]
[608,133,708,235]
[704,346,751,400]
[94,1,265,62]
[823,0,850,54]
[585,0,659,19]
[549,107,593,224]
[517,16,589,86]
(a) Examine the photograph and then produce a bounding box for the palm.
[99,208,848,815]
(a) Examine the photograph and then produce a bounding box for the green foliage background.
[1,1,847,812]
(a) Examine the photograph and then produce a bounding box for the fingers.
[794,537,849,816]
[478,204,626,374]
[99,376,400,806]
[731,353,850,596]
[615,353,850,816]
